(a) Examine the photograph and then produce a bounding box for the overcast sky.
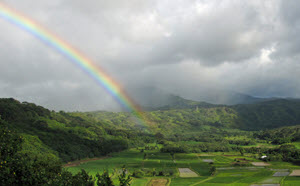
[0,0,299,111]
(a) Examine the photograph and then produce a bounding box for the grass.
[238,169,273,183]
[205,176,245,183]
[190,162,211,176]
[259,176,283,184]
[170,177,208,186]
[283,177,300,186]
[268,161,300,169]
[131,178,151,186]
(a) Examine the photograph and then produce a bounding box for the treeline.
[254,125,300,144]
[244,144,300,165]
[227,139,255,146]
[160,142,243,153]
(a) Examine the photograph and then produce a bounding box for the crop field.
[66,148,300,186]
[170,177,209,186]
[66,149,145,176]
[178,168,198,177]
[283,176,300,186]
[273,172,290,177]
[252,162,271,166]
[131,178,150,186]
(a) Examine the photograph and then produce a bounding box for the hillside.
[1,97,300,163]
[0,98,151,162]
[233,99,300,130]
[82,98,300,132]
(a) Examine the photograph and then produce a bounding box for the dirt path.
[251,162,271,166]
[64,156,108,167]
[148,179,168,186]
[190,177,214,186]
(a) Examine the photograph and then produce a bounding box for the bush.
[132,170,144,178]
[158,171,164,176]
[96,170,114,186]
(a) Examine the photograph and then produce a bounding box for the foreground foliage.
[0,119,131,185]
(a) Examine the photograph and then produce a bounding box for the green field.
[283,177,300,186]
[66,148,300,186]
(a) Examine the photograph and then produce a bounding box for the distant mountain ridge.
[130,86,288,109]
[142,94,217,111]
[141,92,298,112]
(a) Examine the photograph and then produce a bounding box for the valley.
[1,97,300,185]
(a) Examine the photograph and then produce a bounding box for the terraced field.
[66,148,300,186]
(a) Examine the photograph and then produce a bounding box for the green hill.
[1,97,300,163]
[0,98,151,162]
[233,99,300,130]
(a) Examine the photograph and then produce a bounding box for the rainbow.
[0,3,146,124]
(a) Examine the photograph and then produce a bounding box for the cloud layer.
[0,0,299,111]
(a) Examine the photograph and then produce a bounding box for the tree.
[155,132,164,141]
[239,148,245,156]
[0,119,62,185]
[96,170,114,186]
[118,167,132,186]
[0,118,95,186]
[72,169,95,186]
[210,166,216,176]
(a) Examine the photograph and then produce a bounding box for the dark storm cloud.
[0,0,299,111]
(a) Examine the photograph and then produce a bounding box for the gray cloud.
[0,0,299,111]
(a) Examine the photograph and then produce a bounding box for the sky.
[0,0,299,111]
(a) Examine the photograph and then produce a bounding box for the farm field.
[66,147,300,186]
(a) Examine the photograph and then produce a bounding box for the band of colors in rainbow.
[0,3,146,125]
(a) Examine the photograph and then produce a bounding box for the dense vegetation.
[80,98,300,134]
[233,99,300,130]
[255,125,300,144]
[0,98,152,162]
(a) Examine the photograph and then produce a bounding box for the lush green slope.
[0,98,152,162]
[79,99,300,135]
[233,99,300,130]
[255,125,300,144]
[1,97,300,162]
